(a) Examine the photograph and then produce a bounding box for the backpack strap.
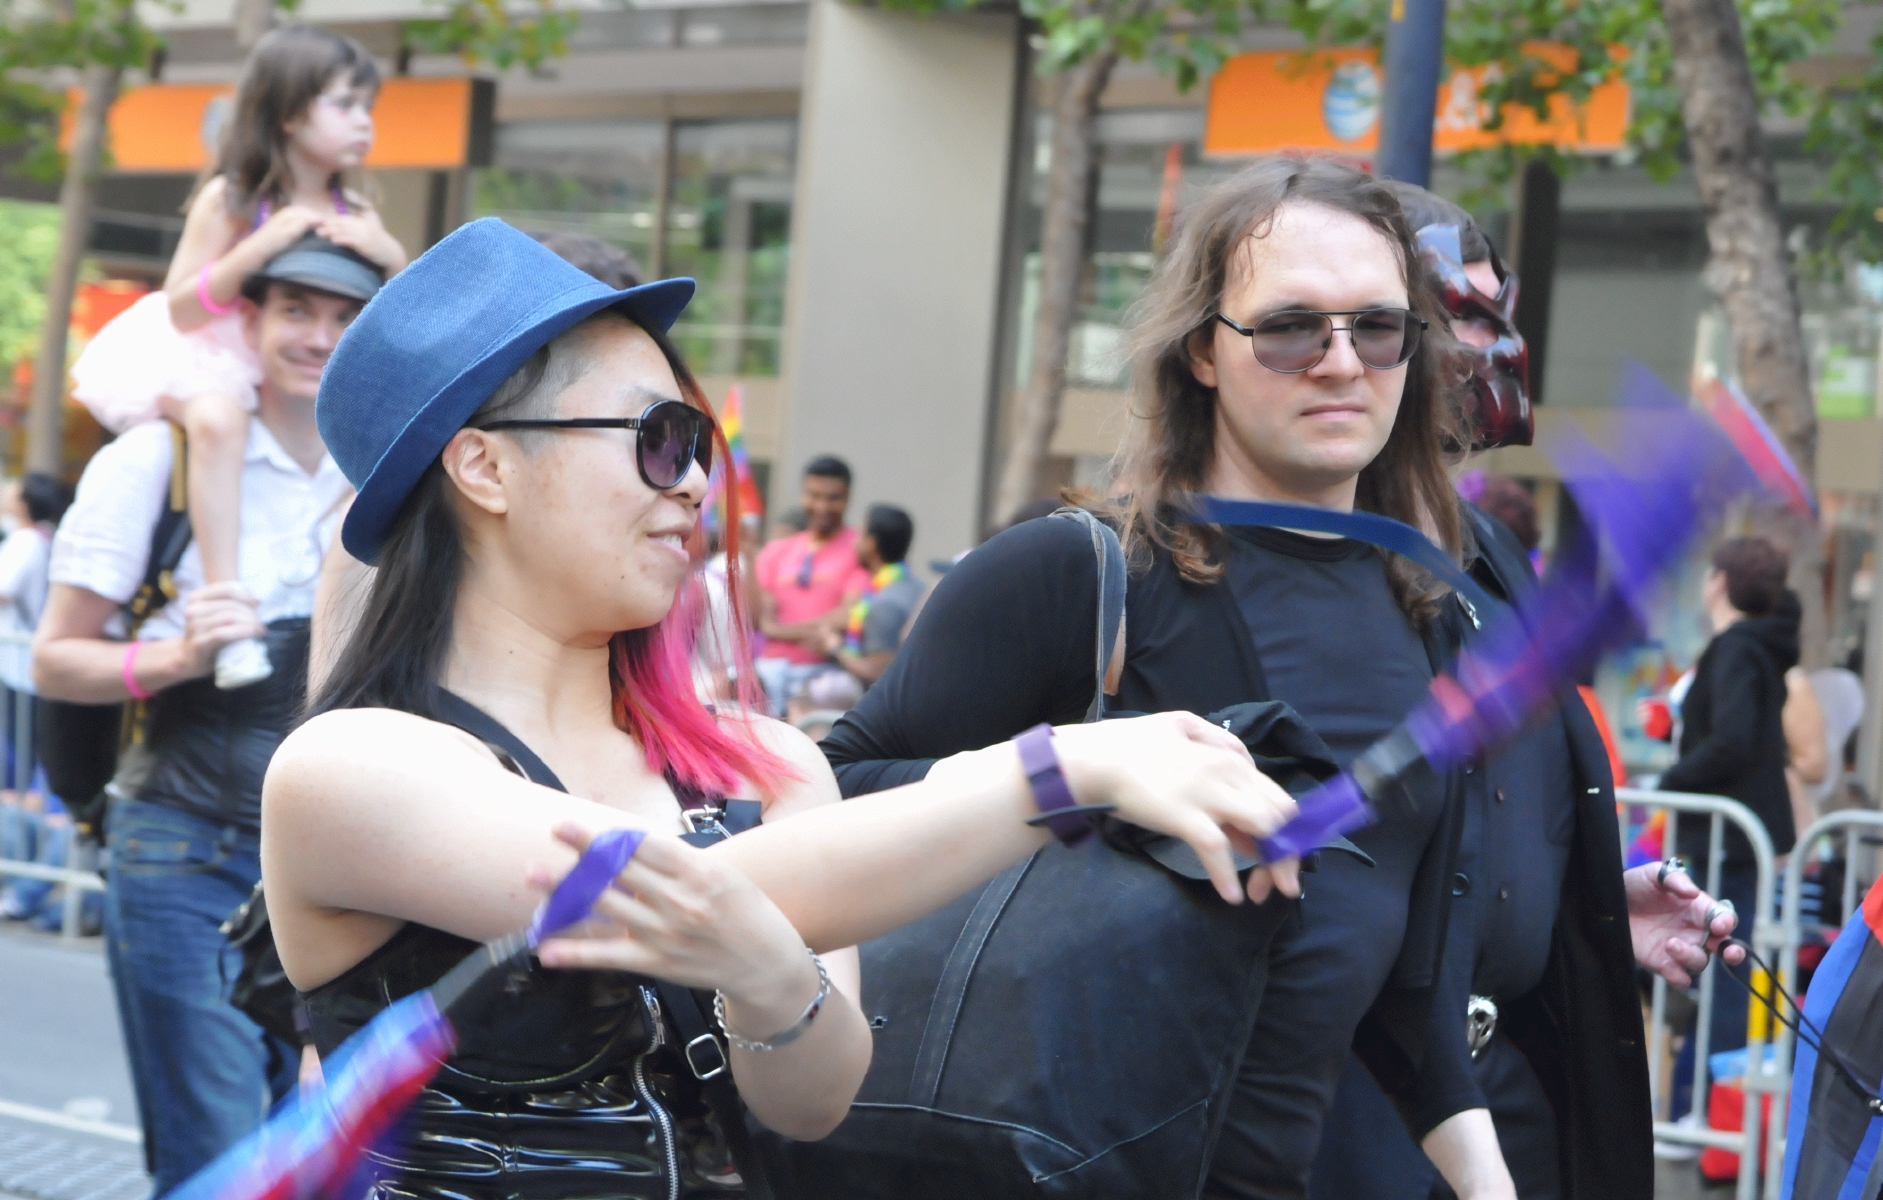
[429,686,774,1200]
[122,420,195,636]
[114,421,197,759]
[1047,508,1126,723]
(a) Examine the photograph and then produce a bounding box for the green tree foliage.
[879,0,1265,94]
[0,199,60,384]
[403,0,579,73]
[1261,0,1883,276]
[0,0,162,183]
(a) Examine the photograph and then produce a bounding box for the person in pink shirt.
[754,456,871,713]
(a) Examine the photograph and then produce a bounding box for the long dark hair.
[309,315,790,797]
[210,25,380,219]
[1105,156,1468,617]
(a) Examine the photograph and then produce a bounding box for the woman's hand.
[1624,861,1745,986]
[1050,712,1303,905]
[532,823,821,1033]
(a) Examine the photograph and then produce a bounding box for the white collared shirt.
[50,419,350,640]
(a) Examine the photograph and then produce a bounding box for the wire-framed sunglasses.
[1215,308,1426,374]
[476,398,713,491]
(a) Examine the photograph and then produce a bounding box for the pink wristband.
[196,265,239,317]
[122,642,153,701]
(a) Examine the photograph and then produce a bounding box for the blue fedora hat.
[317,218,694,564]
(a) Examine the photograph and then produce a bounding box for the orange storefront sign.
[1205,45,1629,158]
[65,76,493,172]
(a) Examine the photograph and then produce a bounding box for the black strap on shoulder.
[430,687,773,1199]
[1047,507,1126,723]
[432,689,567,789]
[123,421,196,635]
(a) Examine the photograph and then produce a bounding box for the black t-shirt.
[1222,526,1434,769]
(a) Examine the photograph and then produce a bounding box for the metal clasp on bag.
[685,1032,730,1081]
[680,806,729,840]
[1466,994,1498,1058]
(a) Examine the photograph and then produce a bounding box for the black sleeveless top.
[300,693,764,1200]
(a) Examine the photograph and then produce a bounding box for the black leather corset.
[303,919,744,1200]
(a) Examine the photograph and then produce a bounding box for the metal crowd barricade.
[1762,808,1883,1199]
[1615,786,1778,1200]
[0,629,106,940]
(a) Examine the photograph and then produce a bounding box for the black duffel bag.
[753,510,1342,1198]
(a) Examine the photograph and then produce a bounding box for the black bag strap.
[123,421,195,636]
[430,686,774,1200]
[909,856,1033,1106]
[1048,508,1126,723]
[653,975,776,1200]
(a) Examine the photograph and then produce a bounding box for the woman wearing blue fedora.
[259,218,1303,1199]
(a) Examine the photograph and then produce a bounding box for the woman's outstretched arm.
[264,708,1299,979]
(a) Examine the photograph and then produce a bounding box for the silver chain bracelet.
[714,947,831,1053]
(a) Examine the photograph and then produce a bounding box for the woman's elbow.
[752,1092,856,1143]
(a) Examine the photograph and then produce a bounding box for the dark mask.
[1416,224,1533,449]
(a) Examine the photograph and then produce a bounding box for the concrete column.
[777,0,1022,568]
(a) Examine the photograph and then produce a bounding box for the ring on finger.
[1702,898,1736,953]
[1657,857,1689,889]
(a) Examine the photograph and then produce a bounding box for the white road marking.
[0,1100,139,1144]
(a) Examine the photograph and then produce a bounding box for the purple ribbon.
[1252,361,1765,865]
[527,827,648,945]
[1256,774,1370,862]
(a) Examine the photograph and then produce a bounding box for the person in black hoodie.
[1660,535,1798,1115]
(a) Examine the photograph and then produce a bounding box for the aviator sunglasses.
[476,398,713,491]
[1215,308,1426,374]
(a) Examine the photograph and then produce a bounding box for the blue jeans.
[105,797,296,1195]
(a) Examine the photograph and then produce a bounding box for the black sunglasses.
[477,399,713,491]
[1215,308,1426,374]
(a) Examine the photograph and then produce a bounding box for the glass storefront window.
[471,115,797,377]
[473,119,666,275]
[665,118,797,377]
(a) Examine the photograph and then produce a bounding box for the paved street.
[0,918,1737,1200]
[0,923,146,1200]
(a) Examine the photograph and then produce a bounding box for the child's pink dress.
[69,294,261,434]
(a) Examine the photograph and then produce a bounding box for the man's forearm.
[837,649,894,685]
[1421,1109,1516,1200]
[765,616,833,644]
[33,635,202,703]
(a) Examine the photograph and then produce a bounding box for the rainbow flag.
[707,384,764,532]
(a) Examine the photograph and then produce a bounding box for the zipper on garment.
[636,985,681,1200]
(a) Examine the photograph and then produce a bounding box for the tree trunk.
[992,50,1117,527]
[27,61,120,477]
[1660,0,1825,664]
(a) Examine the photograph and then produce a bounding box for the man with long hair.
[823,159,1726,1199]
